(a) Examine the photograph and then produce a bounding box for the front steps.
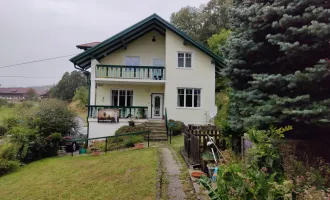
[144,120,168,141]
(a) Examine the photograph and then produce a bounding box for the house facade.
[70,14,225,138]
[0,88,29,100]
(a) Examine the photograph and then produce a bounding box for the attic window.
[178,52,192,68]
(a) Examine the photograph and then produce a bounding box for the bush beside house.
[0,99,77,176]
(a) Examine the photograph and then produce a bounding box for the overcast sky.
[0,0,206,87]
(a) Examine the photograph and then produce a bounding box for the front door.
[151,94,163,119]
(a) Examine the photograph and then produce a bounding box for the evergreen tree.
[222,0,330,139]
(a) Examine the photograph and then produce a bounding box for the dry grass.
[0,148,158,200]
[69,101,87,123]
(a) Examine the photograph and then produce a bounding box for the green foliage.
[3,116,20,130]
[207,29,231,55]
[8,126,38,160]
[0,159,20,176]
[25,88,38,101]
[0,125,8,136]
[0,99,7,107]
[199,126,295,199]
[50,71,87,101]
[222,0,330,138]
[115,125,149,135]
[202,152,215,161]
[170,0,233,44]
[168,120,187,135]
[33,99,78,137]
[0,143,18,161]
[72,86,88,108]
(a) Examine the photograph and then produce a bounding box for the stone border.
[156,149,163,200]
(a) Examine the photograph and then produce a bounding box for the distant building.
[39,90,50,99]
[0,88,30,100]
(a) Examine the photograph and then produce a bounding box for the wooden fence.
[183,129,224,165]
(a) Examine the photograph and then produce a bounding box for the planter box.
[134,143,144,149]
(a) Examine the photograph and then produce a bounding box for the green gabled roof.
[70,13,225,69]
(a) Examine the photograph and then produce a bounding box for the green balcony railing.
[87,105,148,120]
[96,65,165,80]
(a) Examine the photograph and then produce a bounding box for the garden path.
[161,147,186,200]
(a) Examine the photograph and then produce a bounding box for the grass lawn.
[0,148,158,200]
[0,106,14,125]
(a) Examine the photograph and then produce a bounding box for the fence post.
[105,138,108,153]
[148,131,150,147]
[170,130,172,144]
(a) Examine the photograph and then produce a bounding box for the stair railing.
[165,108,171,144]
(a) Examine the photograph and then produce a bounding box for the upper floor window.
[178,52,192,68]
[125,56,140,66]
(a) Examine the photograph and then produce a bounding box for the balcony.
[96,65,165,81]
[88,105,148,121]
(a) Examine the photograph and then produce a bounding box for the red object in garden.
[92,150,101,156]
[134,143,144,149]
[191,171,206,178]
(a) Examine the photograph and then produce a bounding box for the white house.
[70,14,225,139]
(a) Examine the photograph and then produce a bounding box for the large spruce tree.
[223,0,330,139]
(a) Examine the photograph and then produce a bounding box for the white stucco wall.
[164,29,215,125]
[99,30,165,66]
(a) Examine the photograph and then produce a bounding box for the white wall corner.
[91,59,100,81]
[90,59,100,105]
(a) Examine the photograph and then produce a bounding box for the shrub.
[168,120,187,135]
[0,143,18,161]
[0,125,8,136]
[0,159,20,176]
[33,99,79,137]
[7,102,14,108]
[2,116,20,130]
[115,125,149,135]
[0,99,7,107]
[8,126,38,160]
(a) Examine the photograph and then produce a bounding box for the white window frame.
[177,88,201,109]
[177,52,193,69]
[125,56,140,72]
[111,89,134,106]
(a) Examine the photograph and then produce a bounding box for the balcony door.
[125,57,140,78]
[151,93,163,119]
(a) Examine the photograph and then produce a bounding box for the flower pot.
[92,150,101,156]
[57,150,66,157]
[128,121,135,127]
[134,143,144,149]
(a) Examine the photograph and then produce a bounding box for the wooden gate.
[183,131,201,164]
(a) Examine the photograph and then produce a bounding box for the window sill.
[176,107,202,110]
[176,67,193,70]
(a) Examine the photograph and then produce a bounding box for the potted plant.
[134,143,144,149]
[91,147,101,156]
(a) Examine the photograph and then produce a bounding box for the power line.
[0,54,77,69]
[0,76,56,79]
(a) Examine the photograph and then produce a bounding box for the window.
[111,90,133,106]
[177,88,201,108]
[178,52,192,68]
[125,57,140,66]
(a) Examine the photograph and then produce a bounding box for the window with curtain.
[177,88,201,108]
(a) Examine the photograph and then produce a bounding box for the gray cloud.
[0,0,206,87]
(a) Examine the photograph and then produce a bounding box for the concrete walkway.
[161,147,186,200]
